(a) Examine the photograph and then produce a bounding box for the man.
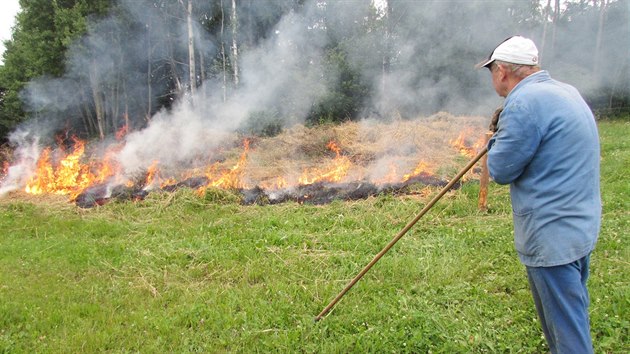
[477,36,601,354]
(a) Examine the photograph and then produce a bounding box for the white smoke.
[0,131,41,196]
[115,8,330,176]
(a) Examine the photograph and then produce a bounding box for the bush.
[238,110,283,137]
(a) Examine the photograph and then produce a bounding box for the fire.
[94,150,123,184]
[24,148,55,194]
[260,176,288,190]
[24,138,94,195]
[298,141,351,185]
[402,160,435,182]
[205,139,250,189]
[144,160,162,190]
[449,128,486,158]
[140,160,176,190]
[10,123,487,206]
[54,139,90,193]
[24,136,124,198]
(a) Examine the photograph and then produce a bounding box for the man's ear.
[496,64,508,81]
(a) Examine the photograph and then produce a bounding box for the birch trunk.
[381,0,391,102]
[146,13,152,122]
[187,0,196,96]
[167,30,183,98]
[220,0,227,102]
[550,0,560,59]
[540,0,551,63]
[231,0,240,86]
[89,64,106,140]
[199,45,205,82]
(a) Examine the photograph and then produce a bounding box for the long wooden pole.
[315,146,488,321]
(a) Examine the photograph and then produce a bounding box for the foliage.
[0,0,111,142]
[307,47,371,124]
[238,109,283,137]
[0,120,627,352]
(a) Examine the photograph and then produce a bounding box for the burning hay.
[1,113,488,208]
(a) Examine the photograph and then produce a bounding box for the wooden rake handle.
[315,146,489,321]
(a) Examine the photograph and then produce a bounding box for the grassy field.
[0,120,628,353]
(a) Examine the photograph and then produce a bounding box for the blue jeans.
[526,254,593,354]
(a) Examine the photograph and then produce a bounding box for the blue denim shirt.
[488,71,601,267]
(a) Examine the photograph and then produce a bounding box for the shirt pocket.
[512,208,538,257]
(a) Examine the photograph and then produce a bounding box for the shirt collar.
[506,70,550,100]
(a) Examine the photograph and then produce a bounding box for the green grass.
[1,121,628,353]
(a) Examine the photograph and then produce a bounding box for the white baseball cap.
[476,36,539,68]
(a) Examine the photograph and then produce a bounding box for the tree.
[230,0,240,87]
[186,0,196,97]
[220,0,228,102]
[593,0,607,76]
[0,0,65,138]
[0,0,111,141]
[538,0,551,62]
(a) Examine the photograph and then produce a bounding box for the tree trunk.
[550,0,560,60]
[231,0,240,87]
[123,77,129,132]
[110,31,121,135]
[112,72,120,134]
[167,31,183,98]
[79,83,95,137]
[170,57,183,96]
[199,43,206,82]
[220,0,227,102]
[593,0,607,76]
[187,0,196,96]
[539,0,552,63]
[109,52,124,133]
[81,82,97,136]
[146,12,152,122]
[89,64,105,140]
[381,0,391,103]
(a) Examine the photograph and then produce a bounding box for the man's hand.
[489,106,503,132]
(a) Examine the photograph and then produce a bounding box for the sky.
[0,0,20,64]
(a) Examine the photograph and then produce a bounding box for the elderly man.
[478,36,601,354]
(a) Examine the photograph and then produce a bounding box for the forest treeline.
[0,0,628,144]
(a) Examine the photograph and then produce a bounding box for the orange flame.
[205,139,250,189]
[92,150,123,184]
[298,140,351,185]
[144,160,161,189]
[402,160,435,182]
[24,137,124,198]
[260,176,288,190]
[449,128,485,158]
[25,148,55,195]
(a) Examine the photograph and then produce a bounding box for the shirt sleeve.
[487,102,542,185]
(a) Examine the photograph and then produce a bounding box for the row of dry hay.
[243,112,489,187]
[0,112,490,201]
